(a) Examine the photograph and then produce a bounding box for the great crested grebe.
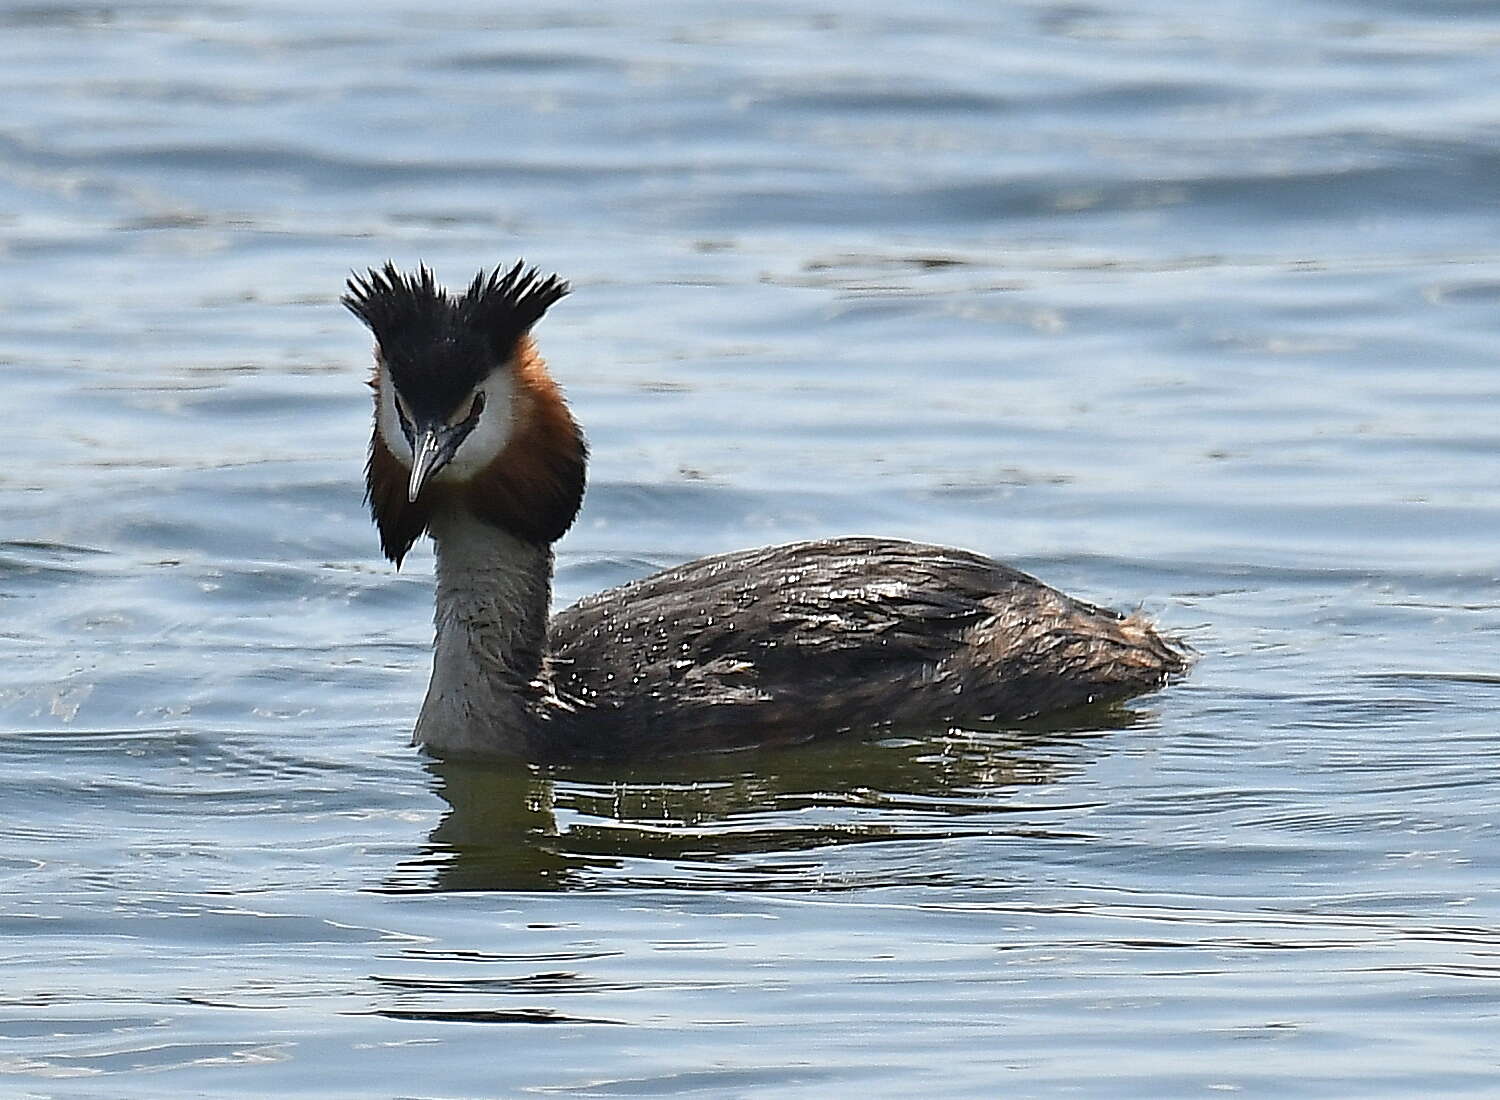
[344,261,1187,759]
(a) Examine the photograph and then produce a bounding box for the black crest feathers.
[342,261,569,419]
[459,261,570,352]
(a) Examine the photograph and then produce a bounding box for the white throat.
[413,507,553,757]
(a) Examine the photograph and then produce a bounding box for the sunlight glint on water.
[3,1,1500,1095]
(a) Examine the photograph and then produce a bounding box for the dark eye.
[394,394,415,445]
[469,391,486,419]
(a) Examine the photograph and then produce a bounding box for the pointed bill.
[408,426,447,502]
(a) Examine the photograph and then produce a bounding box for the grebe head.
[344,261,585,565]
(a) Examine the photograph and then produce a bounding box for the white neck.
[413,507,553,757]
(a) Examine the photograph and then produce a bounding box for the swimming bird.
[344,262,1187,759]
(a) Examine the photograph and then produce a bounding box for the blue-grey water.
[4,1,1500,1095]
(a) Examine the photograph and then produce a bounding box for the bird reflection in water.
[390,704,1148,894]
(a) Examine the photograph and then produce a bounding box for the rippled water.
[5,1,1500,1095]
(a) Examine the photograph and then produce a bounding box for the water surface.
[4,1,1500,1095]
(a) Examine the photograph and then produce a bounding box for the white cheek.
[376,368,413,465]
[442,368,516,481]
[376,362,516,481]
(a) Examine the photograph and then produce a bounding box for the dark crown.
[342,261,569,419]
